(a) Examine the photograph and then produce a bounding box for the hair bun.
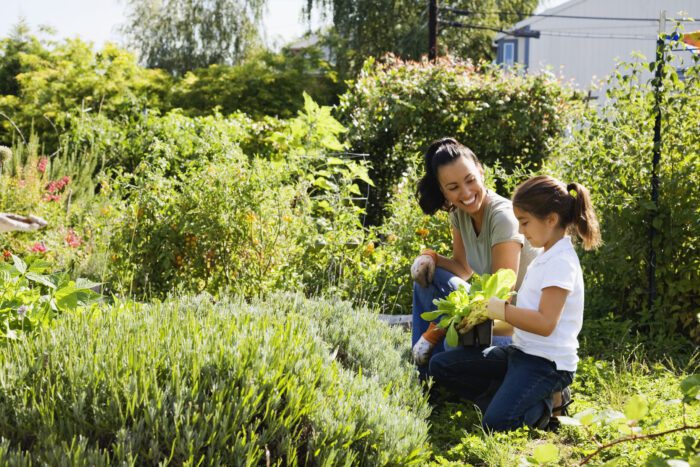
[567,183,578,198]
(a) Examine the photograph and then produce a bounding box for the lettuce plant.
[420,268,516,347]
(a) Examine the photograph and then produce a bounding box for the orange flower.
[415,227,429,238]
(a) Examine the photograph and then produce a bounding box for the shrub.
[0,293,431,464]
[337,56,582,223]
[548,43,700,342]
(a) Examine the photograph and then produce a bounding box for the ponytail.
[513,175,601,250]
[566,182,601,250]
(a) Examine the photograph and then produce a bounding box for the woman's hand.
[410,254,435,288]
[0,213,48,233]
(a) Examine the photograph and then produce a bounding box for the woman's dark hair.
[416,137,482,215]
[512,175,602,250]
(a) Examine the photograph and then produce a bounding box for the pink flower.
[30,242,47,253]
[37,157,48,173]
[64,229,81,248]
[42,193,60,202]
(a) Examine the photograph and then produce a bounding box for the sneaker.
[552,386,573,417]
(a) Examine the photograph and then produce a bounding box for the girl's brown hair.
[513,175,601,250]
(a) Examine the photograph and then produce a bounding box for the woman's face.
[436,155,486,216]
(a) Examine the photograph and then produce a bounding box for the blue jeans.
[412,268,511,377]
[429,345,574,431]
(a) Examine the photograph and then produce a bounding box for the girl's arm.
[433,227,473,281]
[496,286,570,336]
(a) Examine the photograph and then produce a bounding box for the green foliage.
[548,41,700,343]
[122,0,267,76]
[0,293,431,464]
[0,254,100,340]
[422,269,516,347]
[304,0,537,77]
[428,350,700,465]
[104,96,377,301]
[0,36,171,147]
[337,56,582,223]
[170,47,342,118]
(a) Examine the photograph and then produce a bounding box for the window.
[503,42,515,67]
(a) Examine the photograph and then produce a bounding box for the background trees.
[121,0,268,76]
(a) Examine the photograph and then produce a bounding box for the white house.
[494,0,700,98]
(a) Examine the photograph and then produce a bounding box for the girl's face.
[513,207,562,251]
[437,156,486,216]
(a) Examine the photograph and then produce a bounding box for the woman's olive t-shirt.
[450,190,539,291]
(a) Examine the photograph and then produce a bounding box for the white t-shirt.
[512,236,584,371]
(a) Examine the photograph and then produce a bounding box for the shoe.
[552,386,573,417]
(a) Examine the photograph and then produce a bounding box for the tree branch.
[580,424,700,465]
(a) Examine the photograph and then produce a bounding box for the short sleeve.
[489,208,524,247]
[541,257,577,292]
[449,210,459,230]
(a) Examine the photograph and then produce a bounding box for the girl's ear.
[547,212,559,227]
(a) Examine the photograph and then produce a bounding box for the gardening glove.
[487,297,507,322]
[456,316,475,335]
[412,322,445,366]
[410,250,437,288]
[0,213,48,233]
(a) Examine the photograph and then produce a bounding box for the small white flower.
[17,305,28,319]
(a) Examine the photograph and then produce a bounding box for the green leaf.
[556,416,582,426]
[75,278,101,291]
[680,374,700,404]
[532,443,559,464]
[624,394,649,421]
[574,408,596,426]
[446,324,458,347]
[420,310,442,321]
[25,273,57,290]
[12,255,27,275]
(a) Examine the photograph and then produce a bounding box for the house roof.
[493,0,587,41]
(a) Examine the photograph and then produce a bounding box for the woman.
[410,138,539,372]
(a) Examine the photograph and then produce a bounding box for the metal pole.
[649,10,665,311]
[429,0,437,61]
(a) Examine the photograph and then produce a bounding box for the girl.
[410,138,539,374]
[430,175,601,431]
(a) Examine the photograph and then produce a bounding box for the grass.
[425,336,700,466]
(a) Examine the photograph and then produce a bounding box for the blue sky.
[0,0,567,50]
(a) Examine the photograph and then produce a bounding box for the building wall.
[497,0,699,97]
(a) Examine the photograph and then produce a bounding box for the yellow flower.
[416,227,429,238]
[363,242,375,256]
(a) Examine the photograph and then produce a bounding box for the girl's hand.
[487,297,507,321]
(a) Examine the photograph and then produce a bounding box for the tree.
[304,0,537,77]
[121,0,267,76]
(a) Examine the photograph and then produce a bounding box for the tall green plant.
[548,40,700,342]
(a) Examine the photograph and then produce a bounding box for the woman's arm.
[502,286,569,336]
[433,227,473,281]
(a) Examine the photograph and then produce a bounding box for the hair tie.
[567,183,578,198]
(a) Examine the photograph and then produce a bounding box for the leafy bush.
[548,43,700,342]
[0,37,171,147]
[0,138,114,277]
[0,254,99,340]
[0,293,431,465]
[337,56,582,223]
[170,47,342,119]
